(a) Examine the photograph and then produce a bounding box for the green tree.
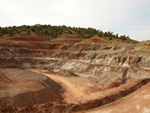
[98,32,103,37]
[68,30,72,34]
[45,30,48,35]
[27,30,30,34]
[9,31,13,36]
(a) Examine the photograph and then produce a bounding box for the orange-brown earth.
[86,82,150,113]
[0,69,63,107]
[80,36,101,44]
[0,34,150,113]
[32,69,101,99]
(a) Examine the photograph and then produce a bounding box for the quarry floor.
[33,69,101,99]
[1,70,150,113]
[31,70,150,113]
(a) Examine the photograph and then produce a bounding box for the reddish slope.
[81,37,101,44]
[1,78,150,113]
[87,82,150,113]
[0,69,63,107]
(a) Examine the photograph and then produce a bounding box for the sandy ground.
[44,73,84,98]
[1,70,150,113]
[32,70,101,99]
[84,82,150,113]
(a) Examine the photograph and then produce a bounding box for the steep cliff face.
[0,35,150,88]
[45,52,150,87]
[0,45,150,87]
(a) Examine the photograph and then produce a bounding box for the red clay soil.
[33,70,101,99]
[102,79,123,90]
[2,78,150,113]
[86,82,150,113]
[64,78,150,112]
[10,34,44,41]
[51,37,83,43]
[0,69,63,107]
[0,35,80,50]
[81,37,101,44]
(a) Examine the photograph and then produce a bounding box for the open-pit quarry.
[0,34,150,113]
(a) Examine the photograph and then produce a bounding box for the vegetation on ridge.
[0,24,138,43]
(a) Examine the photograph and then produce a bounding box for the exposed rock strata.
[0,46,150,87]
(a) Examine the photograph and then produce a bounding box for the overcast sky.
[0,0,150,41]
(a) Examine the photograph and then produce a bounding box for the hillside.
[0,25,150,113]
[0,24,138,44]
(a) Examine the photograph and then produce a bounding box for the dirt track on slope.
[86,82,150,113]
[44,73,85,98]
[33,70,101,99]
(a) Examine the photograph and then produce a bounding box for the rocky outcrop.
[0,46,150,87]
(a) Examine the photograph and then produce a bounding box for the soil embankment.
[0,69,63,107]
[33,70,101,99]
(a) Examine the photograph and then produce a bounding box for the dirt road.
[43,73,85,98]
[32,70,85,98]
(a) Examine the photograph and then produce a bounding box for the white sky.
[0,0,150,41]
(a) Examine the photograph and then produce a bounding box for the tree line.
[0,24,137,43]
